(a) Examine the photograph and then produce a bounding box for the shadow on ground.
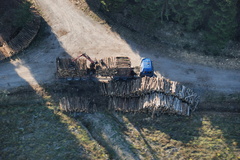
[112,112,240,159]
[1,1,240,159]
[82,0,240,152]
[0,18,109,159]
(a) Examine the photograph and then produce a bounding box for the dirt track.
[0,0,240,96]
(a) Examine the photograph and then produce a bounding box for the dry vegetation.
[117,113,240,159]
[0,88,239,159]
[0,90,109,160]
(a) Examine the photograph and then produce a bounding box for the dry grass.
[1,88,239,159]
[117,112,240,160]
[0,93,109,160]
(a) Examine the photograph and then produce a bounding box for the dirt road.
[0,0,239,96]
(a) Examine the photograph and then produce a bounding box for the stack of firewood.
[100,76,199,116]
[1,15,41,60]
[75,59,87,70]
[59,96,97,112]
[115,57,131,68]
[100,76,199,106]
[97,57,132,77]
[100,57,131,68]
[56,58,87,78]
[107,93,190,115]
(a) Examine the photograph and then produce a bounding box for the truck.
[56,54,199,116]
[140,58,154,77]
[56,53,136,81]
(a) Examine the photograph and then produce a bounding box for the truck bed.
[56,58,87,80]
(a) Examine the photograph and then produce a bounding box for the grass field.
[0,88,240,159]
[118,112,240,159]
[1,103,239,159]
[0,105,109,160]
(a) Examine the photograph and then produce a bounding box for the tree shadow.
[122,113,202,144]
[207,112,240,148]
[83,0,240,96]
[81,0,201,89]
[0,17,109,159]
[81,1,240,153]
[107,112,202,159]
[0,104,91,159]
[114,111,240,158]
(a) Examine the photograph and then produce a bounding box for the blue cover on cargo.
[140,58,154,77]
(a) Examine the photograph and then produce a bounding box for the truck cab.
[140,58,154,77]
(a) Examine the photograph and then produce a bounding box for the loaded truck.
[56,53,199,116]
[56,53,142,81]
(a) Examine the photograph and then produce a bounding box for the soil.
[0,0,239,99]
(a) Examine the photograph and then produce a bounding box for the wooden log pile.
[97,57,133,77]
[108,94,190,116]
[100,76,199,116]
[56,57,199,116]
[115,57,131,68]
[56,58,87,78]
[96,68,117,77]
[59,96,97,112]
[0,14,41,60]
[100,57,131,68]
[100,77,199,106]
[8,17,40,52]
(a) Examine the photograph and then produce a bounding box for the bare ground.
[0,0,240,98]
